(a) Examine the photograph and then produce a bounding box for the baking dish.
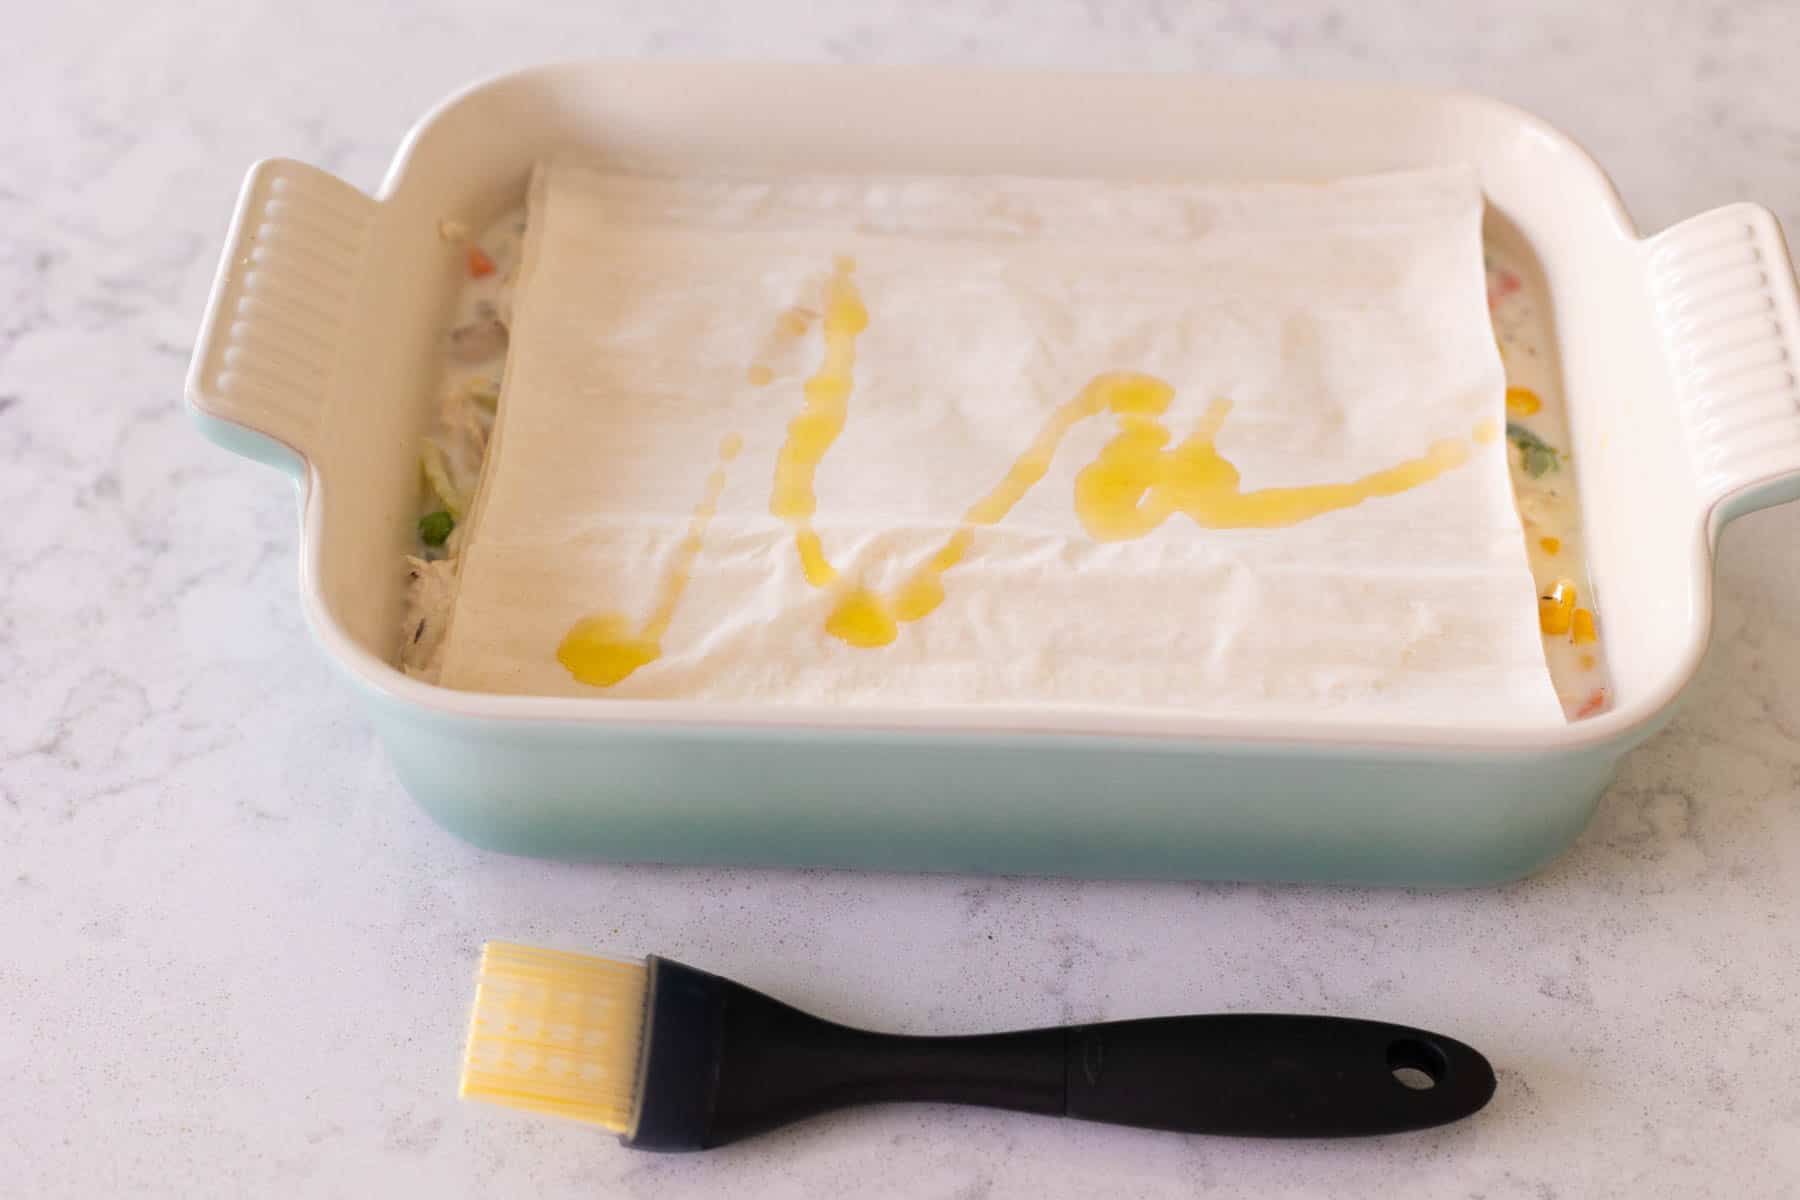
[186,63,1800,884]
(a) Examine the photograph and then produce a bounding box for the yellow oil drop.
[795,530,837,586]
[557,433,741,687]
[1473,418,1500,444]
[1101,374,1174,415]
[929,528,974,570]
[770,257,861,531]
[825,587,898,647]
[746,364,774,386]
[557,614,661,688]
[892,571,945,622]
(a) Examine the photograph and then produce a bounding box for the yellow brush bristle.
[460,942,648,1132]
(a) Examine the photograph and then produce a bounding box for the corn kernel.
[1539,536,1561,555]
[1506,387,1542,415]
[1571,607,1597,644]
[1539,579,1577,635]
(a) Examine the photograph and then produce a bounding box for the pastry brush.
[460,941,1495,1151]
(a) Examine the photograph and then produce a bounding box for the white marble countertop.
[7,1,1800,1195]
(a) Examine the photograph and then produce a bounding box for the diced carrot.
[467,246,496,278]
[1576,689,1607,719]
[1506,387,1542,416]
[1539,579,1577,635]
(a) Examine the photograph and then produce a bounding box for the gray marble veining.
[5,1,1800,1196]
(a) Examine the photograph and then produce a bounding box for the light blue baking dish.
[186,64,1800,884]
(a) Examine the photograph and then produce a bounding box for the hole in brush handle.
[1062,1014,1495,1138]
[1386,1035,1451,1090]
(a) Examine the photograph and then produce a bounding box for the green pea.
[419,510,456,547]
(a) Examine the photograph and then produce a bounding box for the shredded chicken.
[399,207,523,679]
[401,556,459,677]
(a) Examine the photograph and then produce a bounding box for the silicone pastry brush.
[460,942,1496,1151]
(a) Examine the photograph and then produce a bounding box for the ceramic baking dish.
[186,63,1800,884]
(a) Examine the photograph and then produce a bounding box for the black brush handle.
[1061,1012,1492,1137]
[626,959,1495,1151]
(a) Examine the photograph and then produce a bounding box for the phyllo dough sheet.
[436,162,1562,727]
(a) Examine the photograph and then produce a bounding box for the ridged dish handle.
[1647,202,1800,537]
[185,158,376,478]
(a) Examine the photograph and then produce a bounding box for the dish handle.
[1647,202,1800,539]
[184,159,376,480]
